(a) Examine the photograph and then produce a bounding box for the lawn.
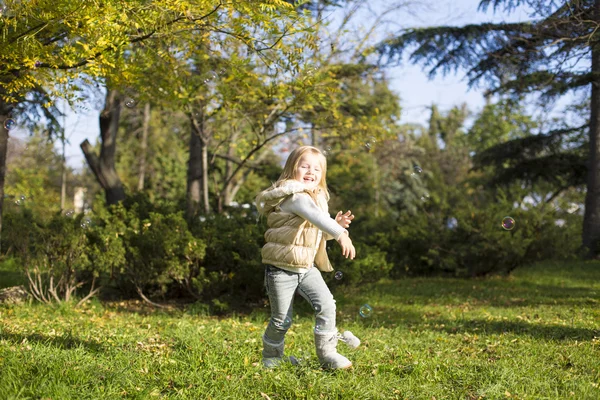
[1,260,599,399]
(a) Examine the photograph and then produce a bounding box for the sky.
[9,0,531,170]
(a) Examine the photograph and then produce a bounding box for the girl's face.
[295,152,322,190]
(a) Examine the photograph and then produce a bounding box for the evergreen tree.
[377,0,600,258]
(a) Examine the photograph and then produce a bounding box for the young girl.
[255,145,358,369]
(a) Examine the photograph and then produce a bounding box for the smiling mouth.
[304,177,315,182]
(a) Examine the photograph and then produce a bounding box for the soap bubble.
[502,216,515,230]
[14,195,26,205]
[364,136,377,150]
[64,210,75,217]
[4,118,16,130]
[359,304,373,318]
[124,98,136,108]
[81,218,92,229]
[334,271,343,280]
[315,319,332,332]
[566,203,579,214]
[282,316,292,329]
[203,70,218,84]
[411,166,422,177]
[314,304,321,312]
[446,217,458,230]
[420,192,430,202]
[323,146,332,156]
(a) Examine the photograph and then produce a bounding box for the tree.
[0,0,308,243]
[377,0,600,258]
[114,104,188,203]
[465,98,536,154]
[5,130,68,215]
[80,88,126,205]
[93,1,322,217]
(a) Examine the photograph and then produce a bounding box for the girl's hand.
[337,232,356,260]
[335,210,354,229]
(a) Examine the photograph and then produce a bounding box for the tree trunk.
[0,105,13,253]
[218,129,239,213]
[224,168,250,206]
[220,146,269,210]
[80,89,125,205]
[60,138,67,211]
[201,137,209,215]
[137,103,150,191]
[310,122,318,147]
[187,114,203,220]
[583,9,600,258]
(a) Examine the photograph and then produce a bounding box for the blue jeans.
[263,265,337,343]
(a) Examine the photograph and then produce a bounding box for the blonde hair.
[256,146,330,214]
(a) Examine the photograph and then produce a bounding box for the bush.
[349,187,583,278]
[0,257,25,289]
[326,241,392,286]
[89,195,206,304]
[3,208,100,304]
[189,208,265,311]
[3,193,207,306]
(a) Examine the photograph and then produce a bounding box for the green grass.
[1,260,599,399]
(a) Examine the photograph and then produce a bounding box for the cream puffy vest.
[257,180,334,272]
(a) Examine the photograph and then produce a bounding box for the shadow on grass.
[348,278,599,309]
[336,302,600,342]
[428,318,600,341]
[0,330,107,353]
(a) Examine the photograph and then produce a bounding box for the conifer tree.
[377,0,600,258]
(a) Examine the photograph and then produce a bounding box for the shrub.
[189,208,265,311]
[326,241,392,286]
[89,196,206,304]
[349,188,583,278]
[3,193,207,307]
[3,208,100,305]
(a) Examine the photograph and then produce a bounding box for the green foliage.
[350,185,583,278]
[3,207,97,302]
[1,0,304,103]
[465,99,536,154]
[5,131,72,215]
[375,0,599,256]
[115,107,188,203]
[335,102,584,278]
[326,241,392,286]
[0,257,24,289]
[2,192,208,304]
[90,194,206,300]
[82,201,128,285]
[327,150,377,217]
[189,210,265,310]
[128,212,205,296]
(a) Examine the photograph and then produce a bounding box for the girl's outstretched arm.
[280,193,347,241]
